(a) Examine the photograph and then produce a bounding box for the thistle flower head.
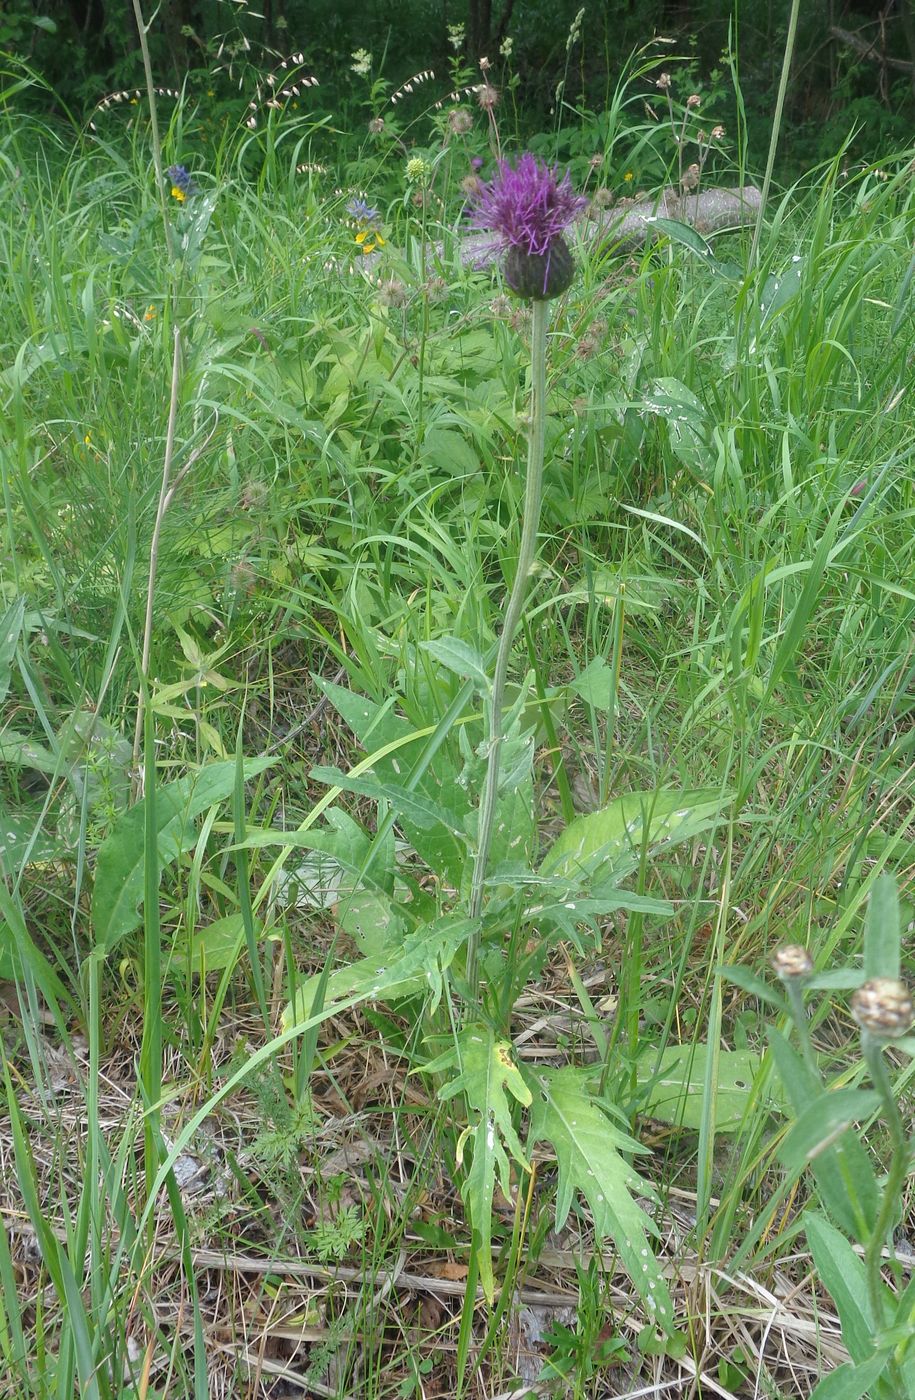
[468,153,587,300]
[851,978,913,1038]
[771,945,813,982]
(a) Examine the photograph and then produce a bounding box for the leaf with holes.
[527,1066,675,1332]
[541,788,728,883]
[426,1025,531,1301]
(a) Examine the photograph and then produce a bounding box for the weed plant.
[0,16,914,1399]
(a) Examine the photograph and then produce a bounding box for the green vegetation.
[1,12,914,1398]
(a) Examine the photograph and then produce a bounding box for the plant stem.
[131,326,182,792]
[466,297,549,992]
[748,0,800,271]
[130,0,175,262]
[862,1033,910,1331]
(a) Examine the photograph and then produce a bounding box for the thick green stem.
[466,298,549,992]
[862,1033,910,1339]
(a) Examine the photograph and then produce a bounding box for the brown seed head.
[687,93,701,109]
[680,162,700,191]
[447,107,473,136]
[711,125,725,141]
[851,978,914,1038]
[655,72,671,91]
[368,116,385,135]
[771,945,813,981]
[476,83,499,112]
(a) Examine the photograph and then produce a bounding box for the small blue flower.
[346,196,379,223]
[167,164,199,201]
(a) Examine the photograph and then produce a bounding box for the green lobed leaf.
[91,758,272,953]
[426,1025,531,1302]
[541,788,729,882]
[281,914,474,1032]
[526,1066,675,1333]
[317,678,468,886]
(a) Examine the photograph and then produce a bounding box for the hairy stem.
[466,297,549,992]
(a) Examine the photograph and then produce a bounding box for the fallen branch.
[458,185,762,270]
[830,24,914,73]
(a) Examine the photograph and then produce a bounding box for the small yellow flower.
[207,89,215,97]
[355,229,384,254]
[144,305,156,321]
[171,186,186,202]
[623,170,634,182]
[83,432,92,445]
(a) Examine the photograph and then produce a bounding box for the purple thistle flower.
[469,152,587,299]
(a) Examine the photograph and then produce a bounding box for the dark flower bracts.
[469,153,587,300]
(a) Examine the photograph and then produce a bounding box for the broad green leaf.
[527,1067,675,1334]
[426,1025,531,1301]
[421,429,481,479]
[641,377,708,474]
[241,807,395,899]
[768,1031,878,1237]
[310,765,467,836]
[650,218,741,279]
[779,1089,880,1173]
[0,597,25,705]
[0,807,58,874]
[337,889,406,958]
[759,255,804,325]
[718,963,788,1012]
[541,788,729,881]
[318,678,467,885]
[636,1045,764,1133]
[91,758,272,953]
[567,657,616,711]
[420,636,490,688]
[0,730,58,776]
[281,914,474,1031]
[808,1354,892,1400]
[865,874,900,982]
[182,913,253,973]
[805,1212,876,1364]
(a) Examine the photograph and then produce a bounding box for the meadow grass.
[0,41,914,1400]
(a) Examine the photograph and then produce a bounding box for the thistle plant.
[750,876,915,1398]
[465,155,586,986]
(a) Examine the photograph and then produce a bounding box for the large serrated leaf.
[426,1025,531,1301]
[281,914,473,1032]
[91,758,272,953]
[527,1066,675,1333]
[541,788,729,881]
[318,678,468,885]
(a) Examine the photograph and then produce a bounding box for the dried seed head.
[590,187,614,209]
[771,945,813,981]
[447,107,473,136]
[461,174,484,198]
[377,277,408,308]
[711,124,725,141]
[368,116,385,135]
[680,162,700,191]
[489,294,512,317]
[687,93,701,109]
[655,72,671,91]
[476,83,499,112]
[851,978,914,1038]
